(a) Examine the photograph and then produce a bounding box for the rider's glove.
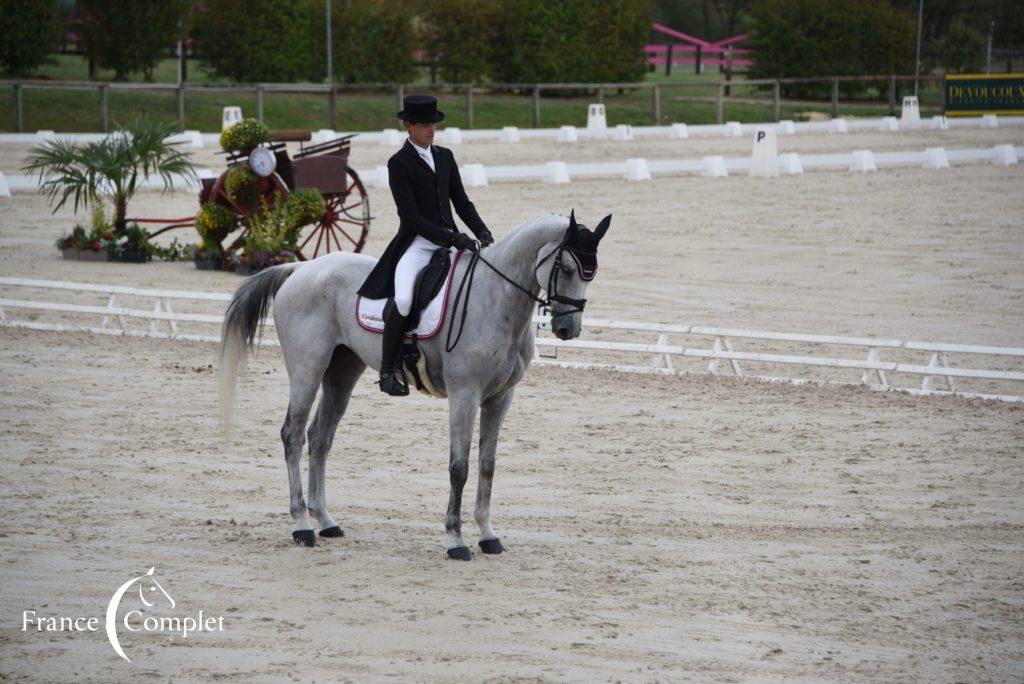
[451,232,478,252]
[478,230,495,247]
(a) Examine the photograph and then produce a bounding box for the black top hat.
[397,95,445,124]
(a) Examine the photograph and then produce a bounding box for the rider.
[357,94,494,396]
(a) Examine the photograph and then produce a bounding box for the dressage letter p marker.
[756,130,766,143]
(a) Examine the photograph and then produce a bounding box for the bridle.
[445,239,594,352]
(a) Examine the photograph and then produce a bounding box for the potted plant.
[193,202,236,270]
[55,207,115,261]
[219,118,269,156]
[24,117,197,236]
[109,223,153,263]
[234,193,299,276]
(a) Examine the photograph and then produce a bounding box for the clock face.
[249,147,277,177]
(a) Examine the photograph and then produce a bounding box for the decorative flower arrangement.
[224,165,257,205]
[55,207,116,259]
[109,223,154,262]
[194,202,237,246]
[287,187,327,226]
[219,118,269,154]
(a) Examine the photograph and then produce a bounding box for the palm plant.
[23,118,197,235]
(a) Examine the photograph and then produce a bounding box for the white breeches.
[393,236,438,316]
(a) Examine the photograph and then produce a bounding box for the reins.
[445,242,588,353]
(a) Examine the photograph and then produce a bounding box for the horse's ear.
[594,213,611,241]
[568,209,578,233]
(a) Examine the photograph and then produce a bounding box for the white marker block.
[992,144,1018,166]
[543,161,570,184]
[442,127,462,144]
[749,126,779,178]
[725,121,743,137]
[557,125,578,143]
[380,129,403,145]
[0,172,10,198]
[930,115,948,130]
[923,147,950,169]
[624,158,651,182]
[828,118,848,134]
[587,104,607,131]
[777,120,796,135]
[34,130,56,147]
[779,153,803,175]
[880,116,899,131]
[371,165,389,189]
[461,163,488,187]
[614,124,634,141]
[700,155,728,177]
[501,126,520,143]
[981,114,998,129]
[311,129,337,145]
[901,96,920,121]
[848,150,877,172]
[670,123,689,139]
[221,106,243,130]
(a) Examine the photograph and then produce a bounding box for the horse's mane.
[493,213,568,249]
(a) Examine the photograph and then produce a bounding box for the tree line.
[1,0,1021,84]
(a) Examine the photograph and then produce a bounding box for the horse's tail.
[219,263,300,434]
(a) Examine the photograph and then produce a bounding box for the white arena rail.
[1,277,1022,403]
[0,115,1021,148]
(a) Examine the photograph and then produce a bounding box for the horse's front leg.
[445,389,480,560]
[475,387,515,555]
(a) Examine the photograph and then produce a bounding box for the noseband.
[445,238,595,352]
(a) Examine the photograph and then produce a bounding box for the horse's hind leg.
[307,346,365,539]
[281,348,334,547]
[475,387,515,555]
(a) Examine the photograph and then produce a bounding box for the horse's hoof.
[446,546,472,561]
[292,530,316,547]
[319,526,344,538]
[478,537,504,554]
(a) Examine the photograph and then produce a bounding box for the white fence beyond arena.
[2,277,1022,403]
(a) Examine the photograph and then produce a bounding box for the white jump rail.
[1,277,1022,403]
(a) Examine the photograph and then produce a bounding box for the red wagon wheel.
[294,168,370,261]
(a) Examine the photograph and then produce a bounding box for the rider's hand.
[452,232,478,252]
[478,230,495,248]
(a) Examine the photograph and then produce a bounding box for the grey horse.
[219,211,611,559]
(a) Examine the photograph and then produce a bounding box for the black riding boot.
[378,301,410,397]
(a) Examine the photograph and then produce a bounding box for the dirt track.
[1,125,1023,681]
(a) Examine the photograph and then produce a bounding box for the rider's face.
[405,121,435,148]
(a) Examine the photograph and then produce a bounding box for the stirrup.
[378,370,409,397]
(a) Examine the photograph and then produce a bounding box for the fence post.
[13,83,22,133]
[597,86,604,104]
[177,84,186,128]
[831,77,839,118]
[396,85,404,130]
[99,84,108,132]
[939,76,946,114]
[772,80,781,121]
[465,85,473,129]
[532,85,540,128]
[888,75,896,115]
[256,84,264,124]
[327,84,336,130]
[715,82,724,124]
[652,84,661,124]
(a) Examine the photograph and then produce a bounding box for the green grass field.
[1,55,945,132]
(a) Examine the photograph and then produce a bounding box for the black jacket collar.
[403,139,436,175]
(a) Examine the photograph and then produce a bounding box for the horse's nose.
[557,326,570,340]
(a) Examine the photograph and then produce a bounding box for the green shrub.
[287,187,326,225]
[331,0,415,83]
[0,0,62,76]
[77,0,191,81]
[219,118,269,153]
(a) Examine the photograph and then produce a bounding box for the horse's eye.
[560,263,574,275]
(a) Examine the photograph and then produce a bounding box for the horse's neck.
[481,218,565,332]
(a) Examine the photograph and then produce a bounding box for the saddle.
[356,248,461,398]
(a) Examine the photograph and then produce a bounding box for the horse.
[219,211,611,560]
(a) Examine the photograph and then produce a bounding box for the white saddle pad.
[356,248,462,339]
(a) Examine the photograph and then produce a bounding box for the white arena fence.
[2,277,1022,403]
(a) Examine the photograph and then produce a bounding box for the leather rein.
[445,241,592,353]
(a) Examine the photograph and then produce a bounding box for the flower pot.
[234,261,261,276]
[61,248,78,260]
[78,248,109,262]
[195,256,222,271]
[111,249,151,263]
